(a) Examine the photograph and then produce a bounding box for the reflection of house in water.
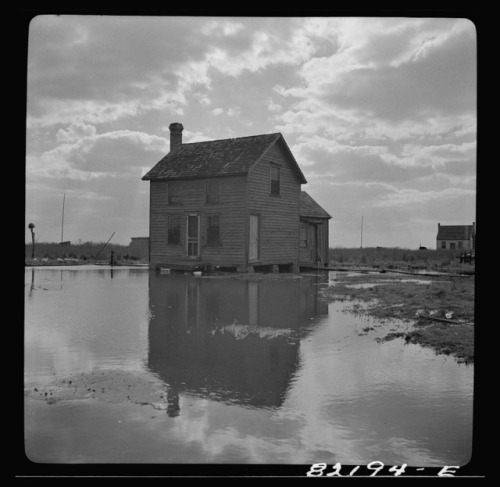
[146,274,328,416]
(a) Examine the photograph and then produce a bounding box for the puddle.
[24,268,473,466]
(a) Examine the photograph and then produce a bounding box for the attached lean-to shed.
[142,123,331,272]
[299,191,332,268]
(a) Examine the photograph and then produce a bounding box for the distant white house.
[436,222,475,250]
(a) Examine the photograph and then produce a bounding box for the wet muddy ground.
[319,271,475,363]
[25,369,172,410]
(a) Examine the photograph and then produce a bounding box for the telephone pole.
[61,193,65,243]
[360,215,363,249]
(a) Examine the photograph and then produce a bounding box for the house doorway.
[249,214,260,262]
[186,214,200,258]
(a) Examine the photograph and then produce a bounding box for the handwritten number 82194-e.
[306,462,460,477]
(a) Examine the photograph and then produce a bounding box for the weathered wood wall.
[247,140,301,267]
[148,176,248,267]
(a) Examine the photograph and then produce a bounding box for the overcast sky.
[25,15,477,248]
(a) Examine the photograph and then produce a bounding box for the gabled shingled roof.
[300,191,331,219]
[436,225,474,240]
[142,132,307,183]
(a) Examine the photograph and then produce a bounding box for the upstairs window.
[270,165,280,195]
[167,181,182,205]
[206,215,221,245]
[167,215,181,245]
[206,179,221,204]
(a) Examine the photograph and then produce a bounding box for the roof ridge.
[181,132,281,146]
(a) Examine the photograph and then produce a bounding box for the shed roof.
[436,225,474,240]
[142,132,307,183]
[299,191,331,219]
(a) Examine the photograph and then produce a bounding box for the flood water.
[24,266,473,467]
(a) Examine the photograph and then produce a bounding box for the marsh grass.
[329,247,473,273]
[25,241,147,264]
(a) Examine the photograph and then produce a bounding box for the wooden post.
[28,223,35,259]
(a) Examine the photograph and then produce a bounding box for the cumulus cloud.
[74,131,168,174]
[26,16,477,246]
[267,98,283,113]
[27,16,213,127]
[56,122,97,143]
[28,16,208,101]
[275,18,476,139]
[28,128,168,181]
[25,127,161,242]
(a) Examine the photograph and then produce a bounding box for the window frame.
[205,214,222,246]
[167,181,182,205]
[166,215,181,245]
[206,179,221,205]
[270,164,281,196]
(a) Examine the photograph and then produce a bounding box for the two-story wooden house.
[142,123,331,272]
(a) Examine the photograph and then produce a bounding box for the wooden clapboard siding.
[148,176,247,266]
[202,176,247,266]
[248,140,301,265]
[149,181,169,264]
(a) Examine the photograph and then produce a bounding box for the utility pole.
[360,215,363,249]
[61,193,65,243]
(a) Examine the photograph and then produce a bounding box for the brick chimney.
[169,123,184,152]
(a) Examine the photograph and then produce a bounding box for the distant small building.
[436,222,476,250]
[129,237,149,259]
